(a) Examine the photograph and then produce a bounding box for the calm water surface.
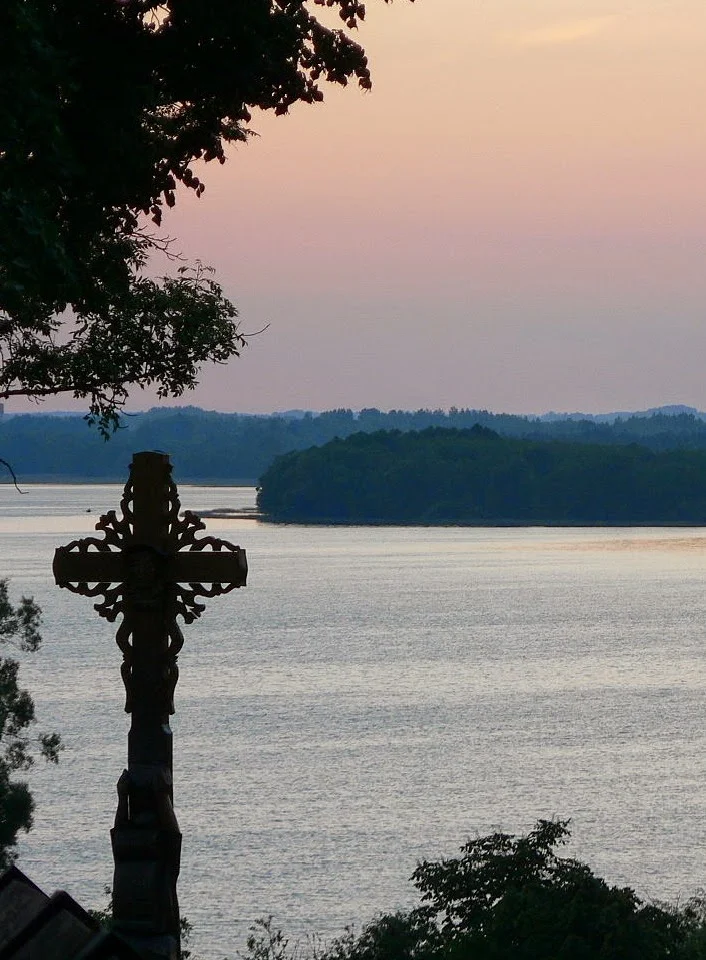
[1,483,706,957]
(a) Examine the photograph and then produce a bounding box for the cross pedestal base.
[111,768,182,960]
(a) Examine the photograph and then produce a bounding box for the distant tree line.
[257,425,706,524]
[5,406,706,484]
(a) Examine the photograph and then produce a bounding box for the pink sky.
[11,0,706,416]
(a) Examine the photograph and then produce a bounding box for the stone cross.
[53,452,247,960]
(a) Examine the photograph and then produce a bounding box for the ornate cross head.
[53,451,247,713]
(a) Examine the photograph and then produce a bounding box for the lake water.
[2,482,706,958]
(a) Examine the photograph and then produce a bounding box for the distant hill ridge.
[3,404,706,483]
[537,404,705,423]
[3,403,705,423]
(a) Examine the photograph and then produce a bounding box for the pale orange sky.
[13,0,706,415]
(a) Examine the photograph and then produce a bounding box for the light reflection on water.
[2,484,706,957]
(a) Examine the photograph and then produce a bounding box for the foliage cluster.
[257,425,706,523]
[0,580,61,871]
[5,408,706,485]
[1,0,397,429]
[241,821,706,960]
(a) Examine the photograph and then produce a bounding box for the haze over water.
[4,484,706,958]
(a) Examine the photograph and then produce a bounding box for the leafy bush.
[0,579,61,869]
[240,821,706,960]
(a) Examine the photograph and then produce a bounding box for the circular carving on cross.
[124,544,168,611]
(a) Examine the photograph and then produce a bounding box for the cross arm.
[171,547,247,586]
[53,545,124,586]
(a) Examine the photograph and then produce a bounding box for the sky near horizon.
[12,0,706,416]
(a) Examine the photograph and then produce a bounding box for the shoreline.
[0,477,258,486]
[258,516,706,528]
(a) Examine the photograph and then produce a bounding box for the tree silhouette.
[0,580,61,870]
[1,0,406,428]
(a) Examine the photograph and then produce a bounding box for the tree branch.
[0,386,74,398]
[0,458,26,494]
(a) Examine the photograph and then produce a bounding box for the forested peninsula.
[4,404,706,483]
[257,425,706,525]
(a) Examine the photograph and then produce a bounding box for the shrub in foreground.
[243,821,706,960]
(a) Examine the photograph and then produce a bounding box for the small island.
[257,425,706,525]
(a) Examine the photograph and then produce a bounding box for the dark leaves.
[0,261,244,435]
[0,580,62,868]
[0,0,391,326]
